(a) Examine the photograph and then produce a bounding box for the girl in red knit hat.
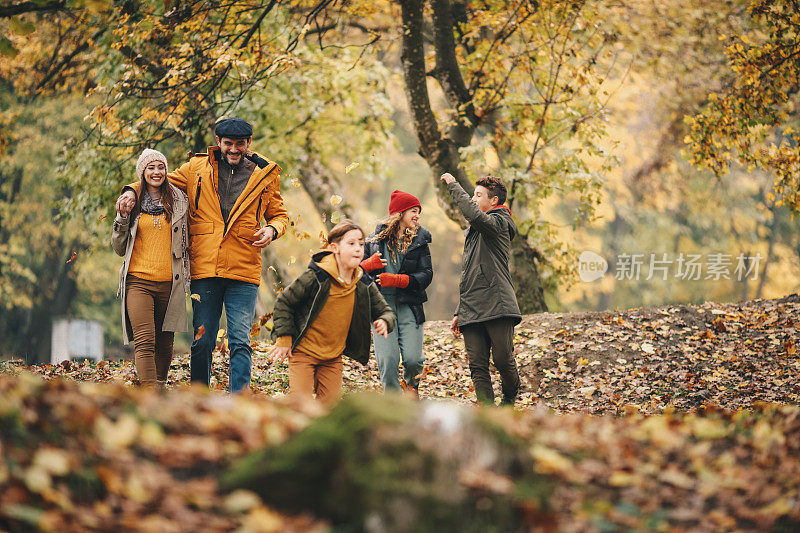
[361,190,433,396]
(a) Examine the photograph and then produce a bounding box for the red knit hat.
[388,190,422,215]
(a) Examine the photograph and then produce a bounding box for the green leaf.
[9,18,36,36]
[0,36,19,59]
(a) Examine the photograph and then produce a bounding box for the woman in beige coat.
[112,148,189,387]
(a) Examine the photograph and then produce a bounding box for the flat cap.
[215,117,253,139]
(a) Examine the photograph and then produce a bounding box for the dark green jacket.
[447,181,521,327]
[271,251,396,365]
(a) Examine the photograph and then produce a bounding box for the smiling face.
[330,229,365,270]
[472,185,499,213]
[400,206,421,230]
[216,136,251,166]
[143,161,166,191]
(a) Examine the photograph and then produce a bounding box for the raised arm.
[441,174,505,237]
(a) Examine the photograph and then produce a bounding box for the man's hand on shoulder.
[252,226,277,248]
[440,173,457,185]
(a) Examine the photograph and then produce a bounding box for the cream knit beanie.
[136,148,168,180]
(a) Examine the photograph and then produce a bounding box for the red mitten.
[378,273,410,288]
[360,252,385,273]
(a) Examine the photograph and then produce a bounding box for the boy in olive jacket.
[441,173,522,406]
[269,220,396,405]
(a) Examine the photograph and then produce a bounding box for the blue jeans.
[190,277,258,393]
[372,296,425,391]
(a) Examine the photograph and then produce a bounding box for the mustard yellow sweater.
[277,254,360,360]
[127,213,172,282]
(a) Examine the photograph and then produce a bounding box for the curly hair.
[369,211,418,261]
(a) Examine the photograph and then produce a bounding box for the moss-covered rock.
[222,394,553,531]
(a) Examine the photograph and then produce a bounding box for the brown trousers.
[126,275,174,387]
[288,353,343,407]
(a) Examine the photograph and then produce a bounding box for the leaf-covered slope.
[4,294,800,413]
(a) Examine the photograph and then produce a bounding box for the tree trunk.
[399,0,547,312]
[399,0,471,225]
[510,238,547,313]
[756,211,778,299]
[297,153,354,231]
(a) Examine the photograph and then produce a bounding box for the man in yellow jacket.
[116,118,288,392]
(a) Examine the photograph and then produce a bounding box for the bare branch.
[0,0,65,18]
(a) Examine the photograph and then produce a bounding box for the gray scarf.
[140,190,165,216]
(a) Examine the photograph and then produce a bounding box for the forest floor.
[5,293,799,413]
[2,295,799,531]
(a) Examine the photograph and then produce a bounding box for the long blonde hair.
[370,211,418,261]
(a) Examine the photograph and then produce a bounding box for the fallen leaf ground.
[2,295,800,531]
[6,294,798,413]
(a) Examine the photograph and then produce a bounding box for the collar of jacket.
[205,146,281,236]
[308,250,370,286]
[490,204,512,216]
[208,145,272,169]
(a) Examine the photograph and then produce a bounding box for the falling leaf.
[319,230,329,248]
[330,211,342,225]
[191,294,201,302]
[194,325,205,341]
[330,194,343,207]
[66,251,77,264]
[783,339,797,356]
[345,162,359,174]
[288,256,296,265]
[98,214,108,221]
[291,177,301,188]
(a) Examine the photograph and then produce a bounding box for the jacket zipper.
[195,175,202,210]
[223,166,234,230]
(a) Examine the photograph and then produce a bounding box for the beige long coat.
[111,183,189,344]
